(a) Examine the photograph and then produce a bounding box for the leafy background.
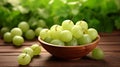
[0,0,120,32]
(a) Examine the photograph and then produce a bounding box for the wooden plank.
[0,52,119,67]
[0,41,120,53]
[99,30,120,36]
[100,42,120,45]
[0,39,39,46]
[100,46,120,52]
[0,45,46,53]
[0,44,120,53]
[100,36,120,42]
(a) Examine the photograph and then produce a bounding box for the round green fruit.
[11,28,22,37]
[17,53,31,65]
[30,44,41,55]
[3,32,12,42]
[12,36,24,46]
[91,48,104,60]
[22,47,34,58]
[18,21,30,32]
[25,29,35,40]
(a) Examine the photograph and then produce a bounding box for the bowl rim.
[38,35,100,48]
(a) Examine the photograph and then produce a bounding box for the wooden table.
[0,31,120,67]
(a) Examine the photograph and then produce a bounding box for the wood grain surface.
[0,31,120,67]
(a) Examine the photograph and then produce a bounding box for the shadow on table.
[46,55,103,61]
[42,56,109,67]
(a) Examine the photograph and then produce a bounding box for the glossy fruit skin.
[91,48,104,60]
[71,25,83,39]
[76,21,88,32]
[35,27,42,36]
[30,44,41,55]
[3,32,12,42]
[87,28,98,40]
[12,36,24,46]
[22,47,34,58]
[39,29,49,40]
[38,35,100,59]
[50,39,65,46]
[11,28,23,37]
[50,25,62,39]
[66,37,78,46]
[78,34,92,45]
[17,53,31,65]
[39,20,99,47]
[62,20,74,31]
[59,30,72,42]
[0,27,9,36]
[18,21,30,32]
[25,29,35,40]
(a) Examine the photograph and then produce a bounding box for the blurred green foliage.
[0,0,120,32]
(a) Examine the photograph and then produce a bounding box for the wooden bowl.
[38,35,100,60]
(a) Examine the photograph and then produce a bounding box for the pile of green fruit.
[39,20,104,60]
[1,21,43,46]
[17,43,41,65]
[40,20,98,46]
[1,19,104,65]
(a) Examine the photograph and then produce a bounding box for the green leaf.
[20,0,49,11]
[115,17,120,29]
[50,0,66,16]
[101,0,118,14]
[88,18,101,31]
[83,0,103,8]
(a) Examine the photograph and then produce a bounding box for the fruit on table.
[11,28,23,37]
[3,32,12,43]
[30,44,41,55]
[22,47,34,58]
[91,48,104,60]
[12,36,24,46]
[17,43,41,65]
[18,21,30,32]
[17,53,31,65]
[25,29,35,40]
[0,27,9,36]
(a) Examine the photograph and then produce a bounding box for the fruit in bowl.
[38,36,100,59]
[38,20,101,59]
